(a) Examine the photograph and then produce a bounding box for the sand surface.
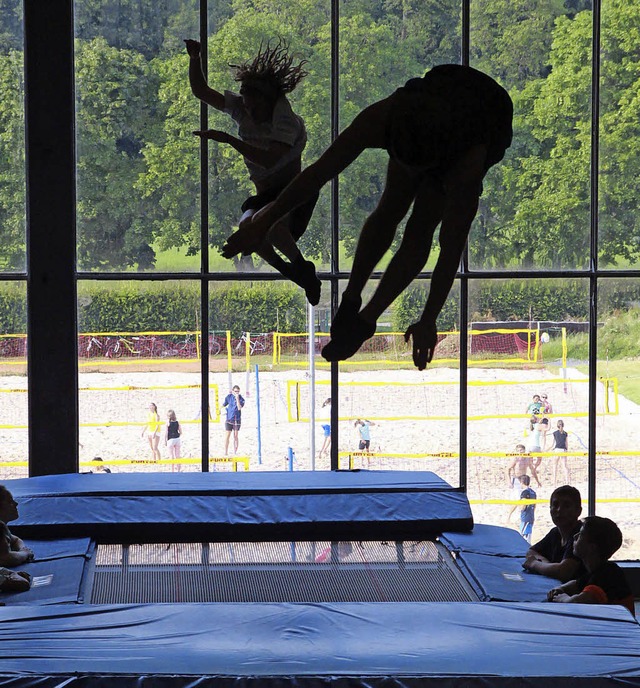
[2,365,639,556]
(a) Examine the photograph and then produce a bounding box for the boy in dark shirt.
[522,484,584,582]
[518,475,536,544]
[548,516,634,616]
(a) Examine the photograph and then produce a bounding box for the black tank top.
[167,420,180,439]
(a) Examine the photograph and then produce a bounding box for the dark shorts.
[358,439,370,451]
[241,186,320,242]
[387,64,513,181]
[225,421,240,432]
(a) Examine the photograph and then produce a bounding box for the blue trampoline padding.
[8,471,473,542]
[440,523,530,557]
[454,551,560,602]
[7,470,456,496]
[23,538,92,561]
[0,602,638,685]
[0,556,88,605]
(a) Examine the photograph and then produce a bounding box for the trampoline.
[1,470,639,687]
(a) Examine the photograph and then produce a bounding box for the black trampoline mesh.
[90,541,477,603]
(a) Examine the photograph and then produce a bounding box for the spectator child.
[518,475,536,544]
[0,485,35,569]
[522,485,585,582]
[547,516,634,616]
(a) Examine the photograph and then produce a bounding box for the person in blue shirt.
[354,419,376,451]
[222,385,245,455]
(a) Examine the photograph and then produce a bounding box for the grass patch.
[575,359,640,405]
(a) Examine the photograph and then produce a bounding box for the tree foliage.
[1,0,638,275]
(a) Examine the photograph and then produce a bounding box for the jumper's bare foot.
[322,314,376,362]
[222,222,268,259]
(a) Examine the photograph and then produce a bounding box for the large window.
[8,0,640,557]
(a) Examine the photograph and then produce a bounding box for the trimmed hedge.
[2,279,640,336]
[392,279,640,331]
[0,282,306,335]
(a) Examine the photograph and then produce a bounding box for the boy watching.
[518,475,536,544]
[548,516,634,616]
[522,484,584,582]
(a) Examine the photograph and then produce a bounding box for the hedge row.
[2,279,639,336]
[392,279,640,331]
[0,282,306,335]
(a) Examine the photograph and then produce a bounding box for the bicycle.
[234,332,268,356]
[208,334,222,356]
[161,334,199,359]
[105,336,144,358]
[83,336,107,358]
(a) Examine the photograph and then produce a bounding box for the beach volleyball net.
[274,328,542,368]
[286,375,618,423]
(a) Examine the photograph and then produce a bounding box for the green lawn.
[576,359,640,405]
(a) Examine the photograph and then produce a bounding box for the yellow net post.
[272,332,278,367]
[245,332,251,370]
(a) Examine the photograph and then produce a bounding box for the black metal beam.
[24,0,78,475]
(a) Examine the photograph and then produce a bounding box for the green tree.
[76,38,162,270]
[0,0,22,54]
[475,1,640,269]
[0,50,25,271]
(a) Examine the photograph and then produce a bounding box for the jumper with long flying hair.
[230,39,308,95]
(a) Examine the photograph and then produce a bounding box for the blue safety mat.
[440,524,556,601]
[440,523,530,557]
[0,538,92,605]
[0,602,637,686]
[7,472,473,542]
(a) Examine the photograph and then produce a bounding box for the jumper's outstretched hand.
[193,129,230,144]
[404,320,438,370]
[184,39,201,58]
[221,204,273,259]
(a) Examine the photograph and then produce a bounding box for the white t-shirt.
[224,91,307,184]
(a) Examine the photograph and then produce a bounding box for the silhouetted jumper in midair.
[186,38,321,304]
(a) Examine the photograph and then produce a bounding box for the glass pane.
[596,278,640,559]
[339,1,461,273]
[77,280,201,473]
[202,1,330,275]
[467,278,590,544]
[0,281,27,480]
[0,3,26,272]
[209,281,307,470]
[598,0,640,269]
[332,279,460,486]
[74,1,200,272]
[469,2,593,271]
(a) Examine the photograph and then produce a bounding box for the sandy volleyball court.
[1,365,639,556]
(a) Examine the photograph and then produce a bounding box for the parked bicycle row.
[0,333,271,359]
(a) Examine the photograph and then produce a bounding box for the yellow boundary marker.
[338,450,640,470]
[0,457,250,471]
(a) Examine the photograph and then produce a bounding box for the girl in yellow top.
[142,402,161,462]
